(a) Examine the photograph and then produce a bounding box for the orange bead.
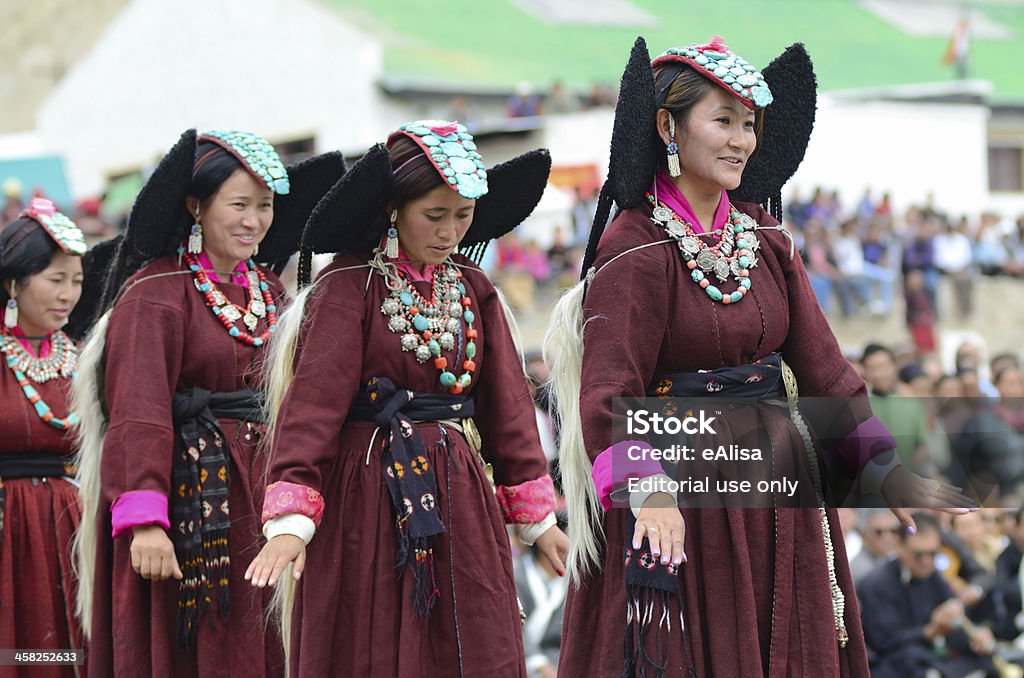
[434,357,448,369]
[462,297,472,307]
[466,328,478,339]
[739,270,749,278]
[687,260,697,270]
[739,287,748,295]
[423,330,433,340]
[42,412,53,422]
[721,295,731,304]
[463,359,476,372]
[699,279,710,289]
[409,305,419,315]
[451,383,464,394]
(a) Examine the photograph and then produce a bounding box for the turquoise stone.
[24,385,38,398]
[691,270,704,282]
[200,283,211,292]
[413,315,429,332]
[738,256,751,267]
[399,292,414,306]
[229,327,240,337]
[422,135,440,146]
[706,286,723,302]
[443,168,455,177]
[466,341,477,358]
[411,125,431,135]
[730,292,743,303]
[441,141,469,158]
[734,224,744,233]
[268,166,285,178]
[267,304,277,312]
[723,75,735,84]
[253,338,263,346]
[714,67,728,77]
[440,371,457,387]
[463,310,475,323]
[449,157,477,174]
[34,401,49,415]
[212,307,222,315]
[459,373,472,387]
[739,278,752,289]
[705,50,726,60]
[732,83,743,92]
[429,339,441,356]
[260,281,269,290]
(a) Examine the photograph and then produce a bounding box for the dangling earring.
[385,210,399,259]
[188,207,203,255]
[666,115,681,178]
[4,282,18,329]
[252,243,259,257]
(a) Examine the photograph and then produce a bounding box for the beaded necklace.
[379,263,478,394]
[646,193,760,305]
[0,330,79,430]
[182,251,277,346]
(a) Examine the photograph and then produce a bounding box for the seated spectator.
[850,508,901,585]
[990,507,1024,642]
[859,513,997,678]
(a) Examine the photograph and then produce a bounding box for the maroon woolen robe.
[558,202,872,677]
[0,342,81,678]
[265,252,551,677]
[87,255,285,677]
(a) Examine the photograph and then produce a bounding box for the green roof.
[322,0,1024,100]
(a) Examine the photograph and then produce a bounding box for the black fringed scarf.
[622,355,787,676]
[349,376,474,617]
[170,387,262,646]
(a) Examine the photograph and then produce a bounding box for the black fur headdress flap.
[256,151,346,272]
[728,43,817,207]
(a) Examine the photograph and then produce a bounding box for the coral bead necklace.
[182,251,277,346]
[0,329,79,430]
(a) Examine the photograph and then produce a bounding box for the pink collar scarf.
[10,325,53,358]
[379,236,437,283]
[652,170,731,235]
[196,251,250,285]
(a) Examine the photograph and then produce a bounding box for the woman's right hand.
[130,524,183,581]
[633,492,686,565]
[245,535,306,588]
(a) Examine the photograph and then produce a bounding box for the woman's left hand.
[881,465,976,532]
[534,526,569,577]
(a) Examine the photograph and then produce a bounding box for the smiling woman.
[0,199,86,675]
[71,129,344,677]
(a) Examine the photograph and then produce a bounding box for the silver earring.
[385,210,399,259]
[666,115,681,178]
[188,208,203,255]
[4,282,17,329]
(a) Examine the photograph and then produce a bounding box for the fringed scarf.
[170,387,262,645]
[623,354,787,676]
[349,376,474,617]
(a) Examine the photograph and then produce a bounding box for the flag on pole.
[943,15,970,78]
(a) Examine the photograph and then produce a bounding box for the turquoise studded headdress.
[652,36,773,110]
[21,198,86,255]
[198,130,291,195]
[579,36,817,278]
[386,121,488,200]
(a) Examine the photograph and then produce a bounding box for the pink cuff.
[110,490,170,538]
[262,481,325,527]
[496,475,557,524]
[592,440,666,511]
[834,416,897,477]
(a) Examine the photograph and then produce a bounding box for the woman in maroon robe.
[0,200,86,677]
[546,38,973,677]
[73,129,343,677]
[244,122,567,677]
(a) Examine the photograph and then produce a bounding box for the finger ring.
[648,526,659,532]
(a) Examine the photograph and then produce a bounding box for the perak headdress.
[96,129,346,317]
[581,36,818,277]
[296,120,552,285]
[20,198,86,256]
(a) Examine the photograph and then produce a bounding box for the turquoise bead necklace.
[380,263,478,394]
[646,193,759,305]
[1,330,78,430]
